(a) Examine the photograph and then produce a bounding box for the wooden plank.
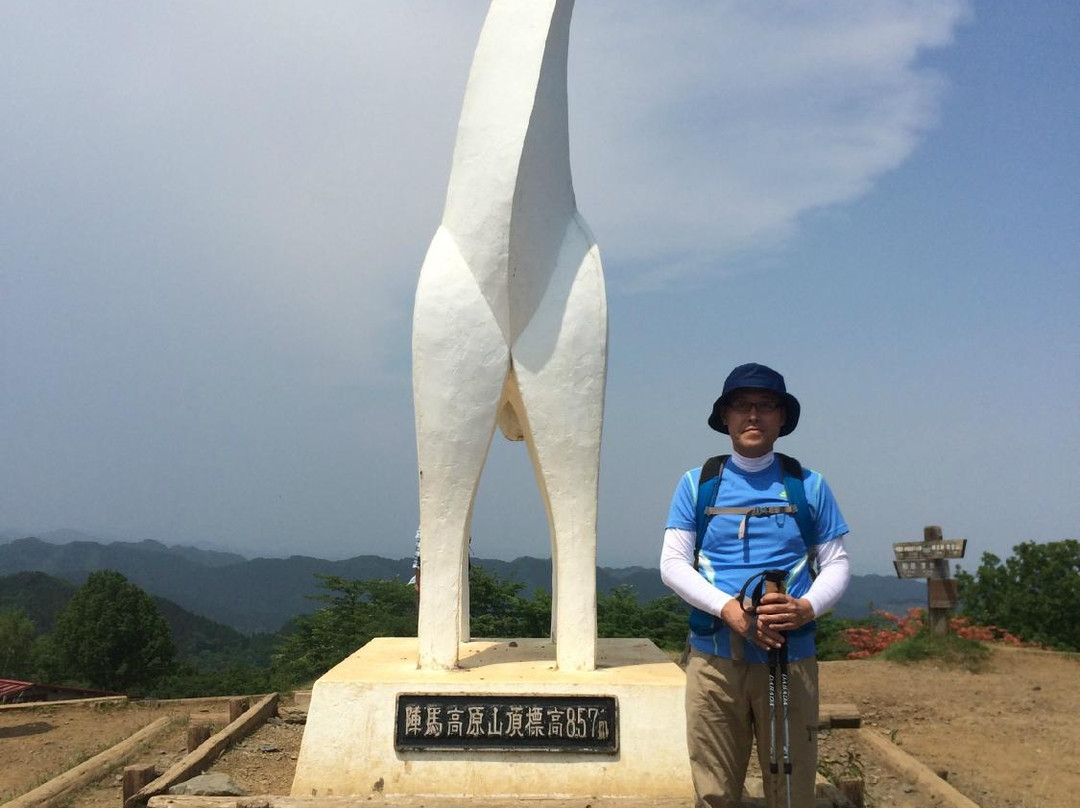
[838,778,865,808]
[818,702,861,729]
[126,693,278,808]
[148,801,258,808]
[0,694,128,712]
[228,698,249,723]
[140,694,262,706]
[859,727,982,808]
[815,773,865,808]
[2,716,171,808]
[187,723,213,752]
[124,765,158,804]
[147,799,697,808]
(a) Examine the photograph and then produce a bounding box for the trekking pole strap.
[736,568,787,613]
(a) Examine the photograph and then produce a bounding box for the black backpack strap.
[687,455,730,637]
[701,453,728,485]
[775,452,818,577]
[694,454,730,565]
[777,452,801,478]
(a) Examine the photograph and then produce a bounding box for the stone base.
[291,637,693,800]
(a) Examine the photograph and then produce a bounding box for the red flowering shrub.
[948,616,1027,646]
[842,608,1034,659]
[843,608,923,659]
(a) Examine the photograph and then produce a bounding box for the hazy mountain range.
[0,532,926,634]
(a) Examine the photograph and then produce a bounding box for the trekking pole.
[764,570,793,808]
[767,642,779,803]
[779,640,792,808]
[738,569,791,808]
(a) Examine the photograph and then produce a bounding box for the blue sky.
[2,1,1077,576]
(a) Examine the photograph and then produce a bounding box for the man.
[408,527,422,591]
[661,363,851,808]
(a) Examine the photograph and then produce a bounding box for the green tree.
[597,585,646,639]
[272,575,418,684]
[52,570,175,692]
[597,587,688,652]
[813,612,856,661]
[153,661,288,699]
[640,594,691,652]
[957,539,1080,651]
[469,565,551,638]
[469,565,528,637]
[0,607,38,679]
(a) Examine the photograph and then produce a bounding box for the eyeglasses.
[726,399,783,414]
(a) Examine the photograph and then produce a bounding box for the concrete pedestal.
[291,637,693,800]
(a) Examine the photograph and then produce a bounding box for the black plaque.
[394,694,618,753]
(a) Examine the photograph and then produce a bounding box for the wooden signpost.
[892,525,967,634]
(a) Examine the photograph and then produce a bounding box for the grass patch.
[818,747,864,782]
[879,628,990,672]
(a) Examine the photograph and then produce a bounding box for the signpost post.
[892,525,967,634]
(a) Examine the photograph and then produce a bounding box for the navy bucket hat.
[707,363,801,436]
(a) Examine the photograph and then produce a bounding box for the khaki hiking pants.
[685,647,818,808]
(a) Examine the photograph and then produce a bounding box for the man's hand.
[755,592,815,635]
[720,598,785,650]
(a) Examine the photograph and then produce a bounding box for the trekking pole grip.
[764,569,787,596]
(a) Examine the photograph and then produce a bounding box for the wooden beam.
[859,728,982,808]
[228,698,249,723]
[147,799,696,808]
[186,723,213,752]
[126,693,279,808]
[0,695,128,712]
[818,702,861,729]
[2,716,171,808]
[124,765,159,804]
[142,694,265,706]
[147,801,374,808]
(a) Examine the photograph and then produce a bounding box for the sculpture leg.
[513,219,607,671]
[413,227,509,669]
[460,534,471,642]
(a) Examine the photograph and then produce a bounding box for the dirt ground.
[818,646,1079,808]
[1,645,1076,808]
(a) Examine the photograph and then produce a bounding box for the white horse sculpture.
[412,0,606,672]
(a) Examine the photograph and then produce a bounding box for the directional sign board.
[894,527,965,632]
[892,539,966,560]
[893,558,945,579]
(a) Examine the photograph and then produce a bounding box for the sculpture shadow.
[459,637,669,671]
[460,639,557,669]
[0,720,54,739]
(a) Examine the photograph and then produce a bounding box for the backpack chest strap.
[704,504,799,539]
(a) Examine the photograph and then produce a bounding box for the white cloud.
[569,0,971,289]
[2,0,970,362]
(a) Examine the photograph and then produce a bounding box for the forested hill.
[0,535,925,633]
[0,570,270,666]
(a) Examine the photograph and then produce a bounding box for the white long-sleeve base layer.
[660,528,850,620]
